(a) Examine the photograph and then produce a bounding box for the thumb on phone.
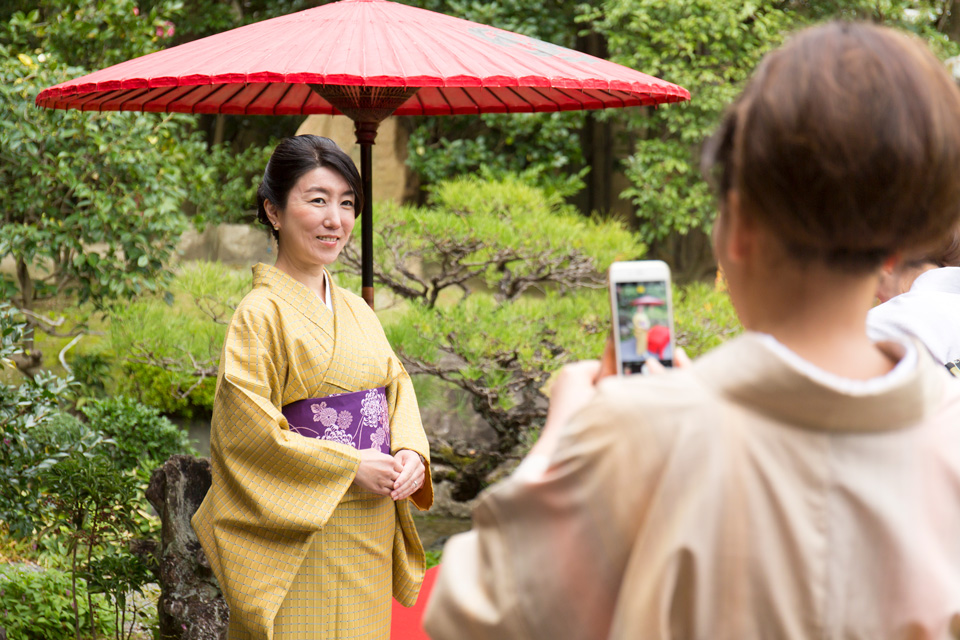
[596,334,618,382]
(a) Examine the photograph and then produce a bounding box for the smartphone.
[609,260,675,375]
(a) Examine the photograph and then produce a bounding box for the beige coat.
[424,333,960,639]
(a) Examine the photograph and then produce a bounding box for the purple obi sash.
[282,387,391,454]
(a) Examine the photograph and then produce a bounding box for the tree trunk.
[15,256,33,321]
[145,456,228,640]
[12,256,43,375]
[212,115,226,148]
[940,0,960,42]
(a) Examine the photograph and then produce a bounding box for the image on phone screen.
[615,281,673,374]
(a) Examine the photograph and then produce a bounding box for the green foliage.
[102,261,250,417]
[41,452,146,640]
[674,280,741,357]
[390,289,608,431]
[0,5,206,313]
[85,546,156,640]
[396,0,593,195]
[0,361,91,537]
[587,0,960,264]
[407,112,589,198]
[339,178,642,491]
[0,303,28,363]
[338,175,643,307]
[587,0,794,246]
[0,305,176,640]
[25,0,181,69]
[79,396,195,474]
[0,565,115,640]
[69,353,112,398]
[116,362,217,420]
[185,141,277,228]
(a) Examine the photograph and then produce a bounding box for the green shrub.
[0,371,93,538]
[40,451,149,640]
[116,361,215,419]
[80,395,195,474]
[674,280,741,357]
[31,412,87,451]
[69,353,112,398]
[99,261,249,418]
[0,565,114,640]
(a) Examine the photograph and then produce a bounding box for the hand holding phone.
[608,260,675,375]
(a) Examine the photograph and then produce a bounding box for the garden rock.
[177,223,273,266]
[146,455,228,640]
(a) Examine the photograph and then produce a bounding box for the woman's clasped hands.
[353,448,425,501]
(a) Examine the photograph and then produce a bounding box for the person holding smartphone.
[424,22,960,639]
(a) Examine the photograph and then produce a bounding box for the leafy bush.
[337,175,643,308]
[100,261,250,418]
[41,452,149,640]
[674,279,741,357]
[407,112,589,199]
[0,565,114,640]
[80,395,195,474]
[116,362,216,420]
[0,369,91,538]
[69,353,112,399]
[1,6,204,318]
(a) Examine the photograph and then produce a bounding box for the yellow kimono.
[192,263,432,640]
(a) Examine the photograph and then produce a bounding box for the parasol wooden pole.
[311,85,419,310]
[355,120,379,309]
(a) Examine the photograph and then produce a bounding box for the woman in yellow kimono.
[191,135,433,640]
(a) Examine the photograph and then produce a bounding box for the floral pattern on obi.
[361,389,391,452]
[282,387,391,454]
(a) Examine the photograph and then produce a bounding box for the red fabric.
[392,565,439,639]
[647,324,671,358]
[37,0,689,114]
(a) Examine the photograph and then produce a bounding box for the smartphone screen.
[614,280,673,374]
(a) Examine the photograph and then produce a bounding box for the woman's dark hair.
[256,135,363,242]
[702,21,960,272]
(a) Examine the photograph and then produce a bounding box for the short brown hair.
[703,22,960,272]
[904,222,960,268]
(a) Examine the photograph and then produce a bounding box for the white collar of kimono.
[322,269,332,311]
[755,332,917,395]
[692,332,943,433]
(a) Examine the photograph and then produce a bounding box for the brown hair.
[904,222,960,268]
[703,22,960,272]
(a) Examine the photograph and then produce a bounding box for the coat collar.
[909,266,960,295]
[691,332,945,433]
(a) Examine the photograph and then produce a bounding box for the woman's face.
[266,166,356,269]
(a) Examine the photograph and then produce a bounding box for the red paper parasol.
[36,0,690,307]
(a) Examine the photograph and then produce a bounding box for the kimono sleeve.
[423,382,669,639]
[386,358,433,511]
[192,302,361,637]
